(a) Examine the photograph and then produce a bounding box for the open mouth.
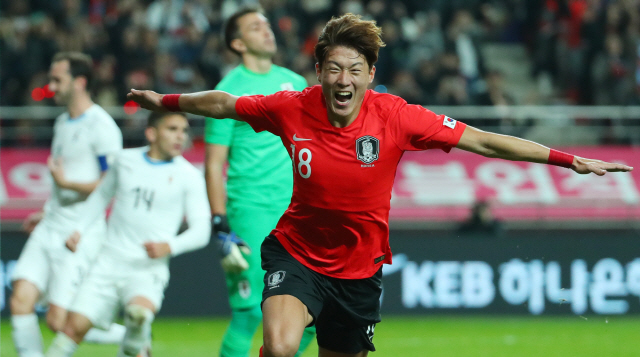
[334,91,353,106]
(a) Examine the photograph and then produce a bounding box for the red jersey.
[236,85,466,279]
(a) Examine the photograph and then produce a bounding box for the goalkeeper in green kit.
[204,7,315,357]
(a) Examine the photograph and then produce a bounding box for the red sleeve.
[388,102,467,152]
[235,92,292,136]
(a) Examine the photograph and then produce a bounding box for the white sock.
[45,332,78,357]
[11,313,44,357]
[117,305,155,357]
[44,332,78,357]
[84,323,127,344]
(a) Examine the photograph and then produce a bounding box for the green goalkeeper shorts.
[225,204,285,310]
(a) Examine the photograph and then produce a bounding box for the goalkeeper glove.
[213,214,251,274]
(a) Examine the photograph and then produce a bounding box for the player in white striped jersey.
[44,112,211,357]
[10,52,124,357]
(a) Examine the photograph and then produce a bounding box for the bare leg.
[44,312,93,357]
[262,294,313,357]
[46,304,68,332]
[10,280,39,314]
[63,312,94,343]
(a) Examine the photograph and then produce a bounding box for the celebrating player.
[10,52,125,357]
[44,112,211,357]
[128,14,633,357]
[204,7,314,357]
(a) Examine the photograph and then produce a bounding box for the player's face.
[48,60,75,105]
[236,13,276,57]
[316,46,376,124]
[149,115,189,160]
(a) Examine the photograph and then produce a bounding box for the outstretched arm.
[127,89,242,120]
[456,126,633,175]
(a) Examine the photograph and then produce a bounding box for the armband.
[548,149,574,168]
[161,94,182,112]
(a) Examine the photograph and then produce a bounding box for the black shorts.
[261,235,382,354]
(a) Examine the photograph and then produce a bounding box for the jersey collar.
[143,152,173,165]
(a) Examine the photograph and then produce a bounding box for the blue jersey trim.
[98,155,109,172]
[143,152,173,165]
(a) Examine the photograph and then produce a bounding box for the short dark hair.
[147,111,187,128]
[314,13,385,70]
[224,5,264,56]
[52,52,94,90]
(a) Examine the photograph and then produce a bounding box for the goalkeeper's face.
[147,114,189,160]
[236,12,276,58]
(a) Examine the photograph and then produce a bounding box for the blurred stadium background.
[1,0,639,356]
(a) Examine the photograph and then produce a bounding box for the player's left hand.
[571,157,633,176]
[47,156,69,188]
[144,242,171,258]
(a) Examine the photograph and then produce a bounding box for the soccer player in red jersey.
[128,13,633,357]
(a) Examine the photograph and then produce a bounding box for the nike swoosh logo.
[293,134,312,141]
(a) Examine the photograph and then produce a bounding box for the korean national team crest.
[356,136,380,164]
[267,271,286,287]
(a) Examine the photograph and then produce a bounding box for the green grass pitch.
[1,315,638,356]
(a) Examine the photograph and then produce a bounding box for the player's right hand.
[127,89,167,112]
[213,215,251,274]
[66,231,81,252]
[22,211,43,233]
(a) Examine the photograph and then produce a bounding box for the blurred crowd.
[1,0,640,144]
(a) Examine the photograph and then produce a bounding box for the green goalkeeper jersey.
[204,64,307,209]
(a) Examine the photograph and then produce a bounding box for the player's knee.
[263,334,300,357]
[9,293,32,314]
[9,283,37,314]
[263,342,298,357]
